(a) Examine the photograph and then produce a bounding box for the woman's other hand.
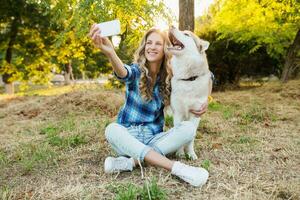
[189,100,208,117]
[89,24,115,56]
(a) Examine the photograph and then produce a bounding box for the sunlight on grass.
[0,84,101,100]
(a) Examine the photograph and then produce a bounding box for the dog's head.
[168,26,209,56]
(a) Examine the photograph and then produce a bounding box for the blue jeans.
[105,121,197,161]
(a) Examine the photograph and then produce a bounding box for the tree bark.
[2,17,20,94]
[64,60,74,85]
[179,0,195,31]
[281,29,300,82]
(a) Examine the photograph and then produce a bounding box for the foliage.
[213,0,300,59]
[0,0,172,92]
[194,0,296,85]
[51,0,172,77]
[0,0,54,84]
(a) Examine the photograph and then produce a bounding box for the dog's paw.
[187,152,198,160]
[176,149,185,158]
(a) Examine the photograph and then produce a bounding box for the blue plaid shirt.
[115,63,164,134]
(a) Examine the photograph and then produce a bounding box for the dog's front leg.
[185,117,201,160]
[173,113,185,158]
[185,139,198,160]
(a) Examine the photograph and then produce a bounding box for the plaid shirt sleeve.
[114,64,139,83]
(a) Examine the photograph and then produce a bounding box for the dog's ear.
[198,39,209,53]
[191,33,209,53]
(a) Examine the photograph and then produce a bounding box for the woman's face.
[145,32,165,64]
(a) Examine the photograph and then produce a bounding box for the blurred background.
[0,0,299,94]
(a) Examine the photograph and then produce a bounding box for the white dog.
[168,26,211,160]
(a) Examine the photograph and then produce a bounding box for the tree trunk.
[4,83,14,94]
[281,29,300,82]
[64,60,74,85]
[2,17,20,94]
[179,0,195,31]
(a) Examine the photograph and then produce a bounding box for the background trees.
[0,0,299,94]
[0,0,171,94]
[192,0,300,87]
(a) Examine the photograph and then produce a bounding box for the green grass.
[237,135,254,144]
[108,178,167,200]
[114,184,140,200]
[40,119,87,149]
[201,159,211,171]
[239,104,276,125]
[0,185,13,200]
[40,116,76,135]
[46,132,87,148]
[40,126,59,135]
[164,115,173,128]
[0,150,8,167]
[14,143,58,174]
[208,101,235,120]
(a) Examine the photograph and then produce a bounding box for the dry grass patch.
[0,81,299,199]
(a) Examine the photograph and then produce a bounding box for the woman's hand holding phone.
[89,24,115,56]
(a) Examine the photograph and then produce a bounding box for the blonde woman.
[89,25,209,187]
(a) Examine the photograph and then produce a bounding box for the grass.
[14,143,58,175]
[0,186,13,200]
[108,178,167,200]
[0,80,299,199]
[201,159,211,171]
[208,101,235,120]
[164,115,173,128]
[0,150,8,166]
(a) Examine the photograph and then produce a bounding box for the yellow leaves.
[213,0,299,58]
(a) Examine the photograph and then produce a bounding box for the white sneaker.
[104,156,135,173]
[171,161,209,187]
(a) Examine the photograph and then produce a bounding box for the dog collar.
[180,76,199,81]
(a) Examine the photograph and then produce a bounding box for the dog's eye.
[184,33,190,37]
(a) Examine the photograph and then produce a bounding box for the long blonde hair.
[133,28,172,106]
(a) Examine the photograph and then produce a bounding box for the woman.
[89,24,210,187]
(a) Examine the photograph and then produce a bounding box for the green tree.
[0,0,53,94]
[0,0,172,93]
[213,0,300,81]
[52,0,172,82]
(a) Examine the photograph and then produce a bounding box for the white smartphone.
[96,19,121,37]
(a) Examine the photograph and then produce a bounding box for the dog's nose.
[170,25,176,30]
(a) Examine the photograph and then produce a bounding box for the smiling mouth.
[148,52,157,54]
[168,31,184,51]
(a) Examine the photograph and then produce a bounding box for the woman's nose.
[149,44,156,49]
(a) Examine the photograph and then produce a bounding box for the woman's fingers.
[88,24,98,37]
[88,24,96,37]
[92,30,103,46]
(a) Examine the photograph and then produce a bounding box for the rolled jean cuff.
[139,145,152,162]
[151,145,165,156]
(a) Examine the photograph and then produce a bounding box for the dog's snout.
[170,25,176,30]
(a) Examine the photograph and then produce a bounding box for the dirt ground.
[0,81,299,200]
